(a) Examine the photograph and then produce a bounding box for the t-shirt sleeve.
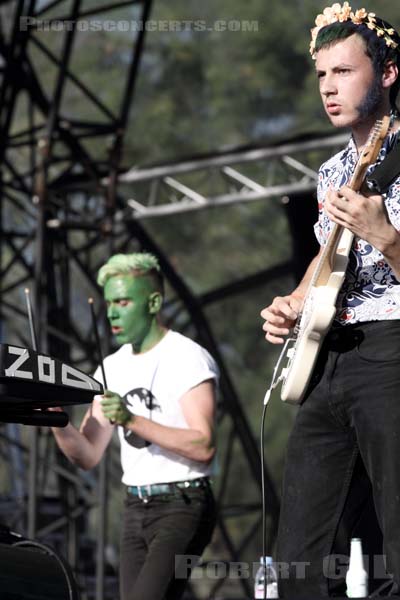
[173,342,219,401]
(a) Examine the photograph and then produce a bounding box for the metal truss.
[0,1,154,599]
[0,2,350,599]
[115,131,348,219]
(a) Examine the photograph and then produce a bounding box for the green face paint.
[104,275,164,353]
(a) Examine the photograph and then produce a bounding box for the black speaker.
[0,538,79,599]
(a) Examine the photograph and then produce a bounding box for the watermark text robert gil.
[175,554,392,580]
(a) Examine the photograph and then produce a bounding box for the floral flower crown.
[310,2,399,58]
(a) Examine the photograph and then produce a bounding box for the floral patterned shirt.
[314,129,400,326]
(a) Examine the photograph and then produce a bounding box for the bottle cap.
[260,556,273,565]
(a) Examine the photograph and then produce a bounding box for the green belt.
[127,477,209,500]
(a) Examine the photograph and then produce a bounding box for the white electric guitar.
[276,116,390,405]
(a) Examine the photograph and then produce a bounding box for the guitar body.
[281,252,349,404]
[281,285,339,404]
[277,116,390,405]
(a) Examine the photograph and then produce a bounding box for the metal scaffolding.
[0,1,349,598]
[116,131,347,219]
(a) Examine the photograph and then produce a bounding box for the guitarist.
[261,4,400,598]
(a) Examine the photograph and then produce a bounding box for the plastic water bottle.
[254,556,279,599]
[346,537,368,598]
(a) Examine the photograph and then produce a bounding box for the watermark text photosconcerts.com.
[20,18,259,33]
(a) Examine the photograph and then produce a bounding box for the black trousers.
[119,483,216,600]
[277,320,400,598]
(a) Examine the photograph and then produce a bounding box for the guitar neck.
[311,116,391,289]
[313,159,368,286]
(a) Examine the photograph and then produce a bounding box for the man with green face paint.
[51,252,219,600]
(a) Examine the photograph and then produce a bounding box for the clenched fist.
[101,390,133,427]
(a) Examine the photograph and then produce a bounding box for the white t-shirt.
[94,330,219,486]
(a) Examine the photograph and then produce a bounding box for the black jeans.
[119,482,216,600]
[277,320,400,598]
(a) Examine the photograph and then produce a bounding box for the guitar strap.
[366,132,400,194]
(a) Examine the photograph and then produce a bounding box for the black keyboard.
[0,344,103,425]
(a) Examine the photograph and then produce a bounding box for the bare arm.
[101,379,216,463]
[260,246,324,344]
[51,399,114,470]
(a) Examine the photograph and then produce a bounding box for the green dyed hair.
[315,19,400,110]
[97,252,164,294]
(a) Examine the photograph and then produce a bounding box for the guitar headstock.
[359,115,391,166]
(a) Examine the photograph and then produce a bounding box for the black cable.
[258,341,290,599]
[260,398,269,600]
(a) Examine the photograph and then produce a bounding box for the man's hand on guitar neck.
[261,294,303,344]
